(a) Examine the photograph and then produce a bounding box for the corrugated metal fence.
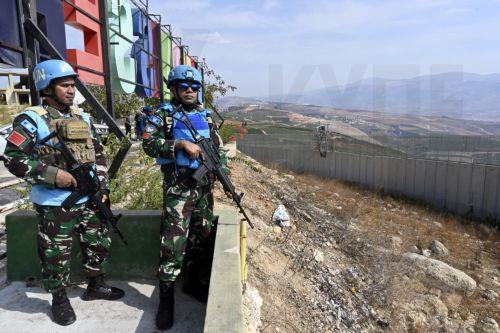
[237,134,500,221]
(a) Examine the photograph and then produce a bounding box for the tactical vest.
[156,105,211,169]
[22,105,93,206]
[47,117,95,167]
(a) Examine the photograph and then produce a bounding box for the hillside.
[219,152,499,332]
[221,102,500,164]
[219,99,500,137]
[255,72,500,122]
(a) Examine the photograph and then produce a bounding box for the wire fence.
[237,134,500,222]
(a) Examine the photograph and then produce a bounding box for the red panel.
[63,0,104,85]
[190,58,197,68]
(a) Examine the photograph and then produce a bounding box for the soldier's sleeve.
[142,112,176,160]
[89,117,109,192]
[3,115,59,187]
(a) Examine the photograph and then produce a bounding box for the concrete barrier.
[434,162,448,208]
[6,210,161,282]
[484,166,500,217]
[471,164,486,217]
[405,159,416,196]
[204,209,244,333]
[456,163,473,215]
[446,163,460,212]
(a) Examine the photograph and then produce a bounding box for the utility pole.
[98,0,115,118]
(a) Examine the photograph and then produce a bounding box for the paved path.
[0,281,206,333]
[0,163,22,207]
[0,163,16,184]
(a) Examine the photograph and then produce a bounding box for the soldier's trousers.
[159,178,217,282]
[35,202,111,293]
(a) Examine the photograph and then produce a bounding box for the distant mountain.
[258,72,500,121]
[214,96,264,109]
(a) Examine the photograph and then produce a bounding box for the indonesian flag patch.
[6,130,27,147]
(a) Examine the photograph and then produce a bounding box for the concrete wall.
[6,210,161,282]
[238,136,500,222]
[204,208,244,333]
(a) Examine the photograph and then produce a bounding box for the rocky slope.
[216,152,499,332]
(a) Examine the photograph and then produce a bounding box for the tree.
[202,61,237,110]
[80,85,144,120]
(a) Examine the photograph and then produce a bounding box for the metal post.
[16,0,28,67]
[22,0,39,106]
[99,0,115,118]
[200,62,205,104]
[157,17,164,102]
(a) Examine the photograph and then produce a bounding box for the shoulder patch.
[147,114,163,127]
[20,119,37,135]
[6,130,28,147]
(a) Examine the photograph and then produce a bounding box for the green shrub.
[220,123,239,143]
[109,151,163,209]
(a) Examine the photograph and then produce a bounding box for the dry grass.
[0,105,26,125]
[294,172,499,323]
[226,156,500,331]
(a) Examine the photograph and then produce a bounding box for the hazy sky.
[147,0,500,98]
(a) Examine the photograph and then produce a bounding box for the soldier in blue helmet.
[142,65,230,330]
[140,106,155,138]
[2,59,124,326]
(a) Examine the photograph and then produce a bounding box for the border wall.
[237,134,500,222]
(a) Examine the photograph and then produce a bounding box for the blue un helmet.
[166,65,202,88]
[33,59,78,91]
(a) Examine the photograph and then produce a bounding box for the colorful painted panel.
[63,0,104,85]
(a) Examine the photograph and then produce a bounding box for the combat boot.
[156,281,175,330]
[81,275,124,301]
[51,288,76,326]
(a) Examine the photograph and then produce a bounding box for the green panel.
[161,31,173,99]
[108,0,136,93]
[6,211,40,281]
[7,210,162,282]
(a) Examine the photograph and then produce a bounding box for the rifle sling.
[62,190,84,211]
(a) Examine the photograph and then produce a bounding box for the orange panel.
[63,0,104,85]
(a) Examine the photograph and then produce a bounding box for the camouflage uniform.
[3,105,111,293]
[143,103,229,282]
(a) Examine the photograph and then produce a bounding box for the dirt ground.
[218,153,499,332]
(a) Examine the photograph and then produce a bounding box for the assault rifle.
[39,132,128,245]
[169,105,254,229]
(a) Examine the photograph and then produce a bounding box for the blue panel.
[37,0,67,59]
[132,7,155,97]
[0,0,23,67]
